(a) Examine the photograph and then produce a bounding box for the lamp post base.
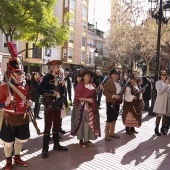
[148,90,157,116]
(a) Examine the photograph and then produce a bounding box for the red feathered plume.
[8,41,18,58]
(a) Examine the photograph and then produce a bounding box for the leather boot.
[105,122,111,141]
[42,134,50,159]
[126,126,133,135]
[109,121,120,138]
[155,127,161,136]
[53,131,68,151]
[4,157,12,170]
[130,127,138,134]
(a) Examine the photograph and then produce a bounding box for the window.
[70,17,75,26]
[32,43,42,59]
[45,48,51,57]
[70,0,75,10]
[83,7,87,16]
[68,49,74,59]
[81,52,85,61]
[69,33,74,43]
[89,38,95,47]
[26,43,28,58]
[63,48,66,58]
[82,37,86,46]
[65,0,68,8]
[104,61,108,66]
[82,22,87,30]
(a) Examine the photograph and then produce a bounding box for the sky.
[88,0,149,33]
[88,0,111,33]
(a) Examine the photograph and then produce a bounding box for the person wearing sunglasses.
[153,70,170,136]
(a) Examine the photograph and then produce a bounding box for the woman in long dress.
[71,69,100,148]
[122,74,144,135]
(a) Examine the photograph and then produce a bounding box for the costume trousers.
[106,103,119,123]
[34,102,41,117]
[44,109,61,134]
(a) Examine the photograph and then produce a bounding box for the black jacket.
[30,79,40,103]
[93,75,104,88]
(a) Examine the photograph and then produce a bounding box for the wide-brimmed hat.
[79,69,96,78]
[7,57,23,72]
[109,69,119,76]
[46,60,62,66]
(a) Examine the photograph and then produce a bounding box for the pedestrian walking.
[153,70,170,136]
[30,72,42,119]
[122,74,144,135]
[71,69,100,148]
[37,60,68,159]
[93,70,104,109]
[103,69,122,141]
[0,57,32,170]
[141,76,152,111]
[65,71,73,106]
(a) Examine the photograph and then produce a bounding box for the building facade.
[61,0,89,81]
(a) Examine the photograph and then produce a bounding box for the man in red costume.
[0,57,32,170]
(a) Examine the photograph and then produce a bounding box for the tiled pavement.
[0,97,170,170]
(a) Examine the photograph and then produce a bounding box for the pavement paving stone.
[0,96,170,170]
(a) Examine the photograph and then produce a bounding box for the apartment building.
[61,0,89,79]
[86,23,108,75]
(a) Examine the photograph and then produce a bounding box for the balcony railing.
[86,57,102,65]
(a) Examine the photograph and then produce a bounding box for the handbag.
[124,112,139,127]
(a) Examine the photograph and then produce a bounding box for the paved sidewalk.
[0,97,170,170]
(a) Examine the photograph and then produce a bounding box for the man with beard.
[37,60,68,159]
[0,57,32,170]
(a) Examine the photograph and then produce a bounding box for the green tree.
[0,0,70,55]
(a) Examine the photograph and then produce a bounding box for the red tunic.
[0,83,30,115]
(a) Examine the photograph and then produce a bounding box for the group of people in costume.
[0,53,170,170]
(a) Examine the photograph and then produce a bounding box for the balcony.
[86,57,102,65]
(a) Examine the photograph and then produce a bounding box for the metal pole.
[149,0,162,116]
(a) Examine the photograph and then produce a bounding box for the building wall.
[74,0,83,64]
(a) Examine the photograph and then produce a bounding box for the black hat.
[109,69,119,76]
[79,69,96,78]
[7,57,23,72]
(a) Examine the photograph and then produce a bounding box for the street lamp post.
[94,49,99,72]
[148,0,170,115]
